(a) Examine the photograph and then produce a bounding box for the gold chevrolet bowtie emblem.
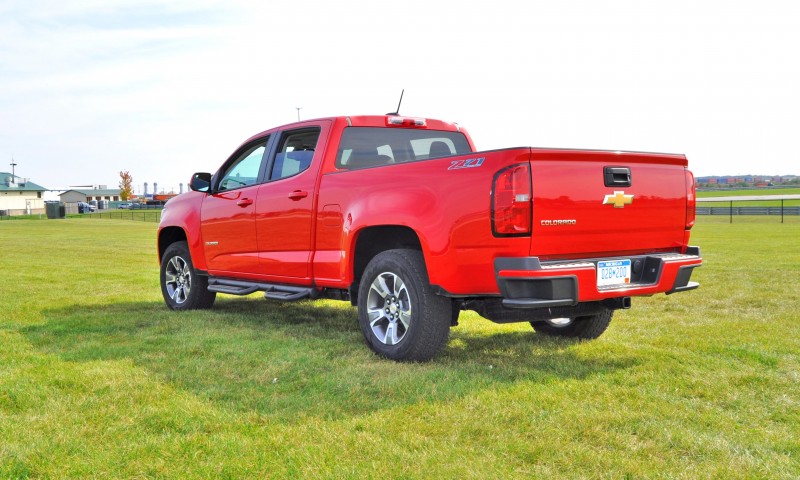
[603,191,634,208]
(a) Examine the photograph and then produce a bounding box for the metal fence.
[697,206,800,215]
[696,198,800,223]
[77,209,162,223]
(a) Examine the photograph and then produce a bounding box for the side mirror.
[189,172,212,193]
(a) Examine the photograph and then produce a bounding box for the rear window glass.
[270,128,320,181]
[336,127,472,170]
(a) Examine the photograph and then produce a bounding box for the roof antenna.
[386,89,404,115]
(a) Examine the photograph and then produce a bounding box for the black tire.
[357,249,451,362]
[160,241,216,310]
[530,309,613,339]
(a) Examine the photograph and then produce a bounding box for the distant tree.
[119,171,133,200]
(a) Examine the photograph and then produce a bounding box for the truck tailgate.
[529,149,689,260]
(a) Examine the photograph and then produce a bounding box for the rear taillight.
[492,164,532,237]
[685,169,696,230]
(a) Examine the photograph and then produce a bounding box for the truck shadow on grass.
[25,298,638,424]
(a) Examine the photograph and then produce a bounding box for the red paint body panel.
[159,191,208,270]
[253,121,332,280]
[200,186,260,275]
[529,149,688,259]
[314,148,532,294]
[158,115,700,304]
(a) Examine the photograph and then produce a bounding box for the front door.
[201,139,269,275]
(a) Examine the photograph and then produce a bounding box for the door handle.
[236,198,253,207]
[604,167,632,187]
[288,190,308,201]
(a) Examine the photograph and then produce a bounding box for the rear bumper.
[495,247,702,309]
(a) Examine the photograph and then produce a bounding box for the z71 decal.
[448,157,485,170]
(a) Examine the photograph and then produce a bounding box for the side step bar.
[207,278,318,302]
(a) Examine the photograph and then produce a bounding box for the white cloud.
[1,0,799,191]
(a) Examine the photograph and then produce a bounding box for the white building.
[59,188,122,204]
[0,172,47,216]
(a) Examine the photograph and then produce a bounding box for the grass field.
[1,218,798,478]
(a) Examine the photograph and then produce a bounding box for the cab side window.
[218,141,268,191]
[270,128,320,181]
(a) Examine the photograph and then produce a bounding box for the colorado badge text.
[540,219,577,226]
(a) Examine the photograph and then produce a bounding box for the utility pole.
[296,107,302,121]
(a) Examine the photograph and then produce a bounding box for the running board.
[207,278,318,302]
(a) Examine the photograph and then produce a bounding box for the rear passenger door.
[255,122,329,279]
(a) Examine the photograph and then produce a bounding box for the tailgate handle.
[604,167,632,187]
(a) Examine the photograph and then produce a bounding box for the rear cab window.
[335,127,472,170]
[270,128,320,181]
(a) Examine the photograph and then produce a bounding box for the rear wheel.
[160,241,216,310]
[358,249,451,361]
[530,310,613,339]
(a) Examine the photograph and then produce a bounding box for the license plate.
[597,260,631,287]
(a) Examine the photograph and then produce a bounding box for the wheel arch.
[158,226,188,261]
[350,225,423,304]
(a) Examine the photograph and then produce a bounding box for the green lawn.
[1,218,798,478]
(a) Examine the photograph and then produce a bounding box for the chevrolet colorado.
[158,114,701,361]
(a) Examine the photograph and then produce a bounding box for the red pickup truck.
[158,114,701,361]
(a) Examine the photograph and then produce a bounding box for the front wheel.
[160,241,216,310]
[530,310,613,339]
[357,249,451,362]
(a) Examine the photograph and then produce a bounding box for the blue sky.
[1,0,798,194]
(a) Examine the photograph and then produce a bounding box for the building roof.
[59,188,121,197]
[0,172,48,192]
